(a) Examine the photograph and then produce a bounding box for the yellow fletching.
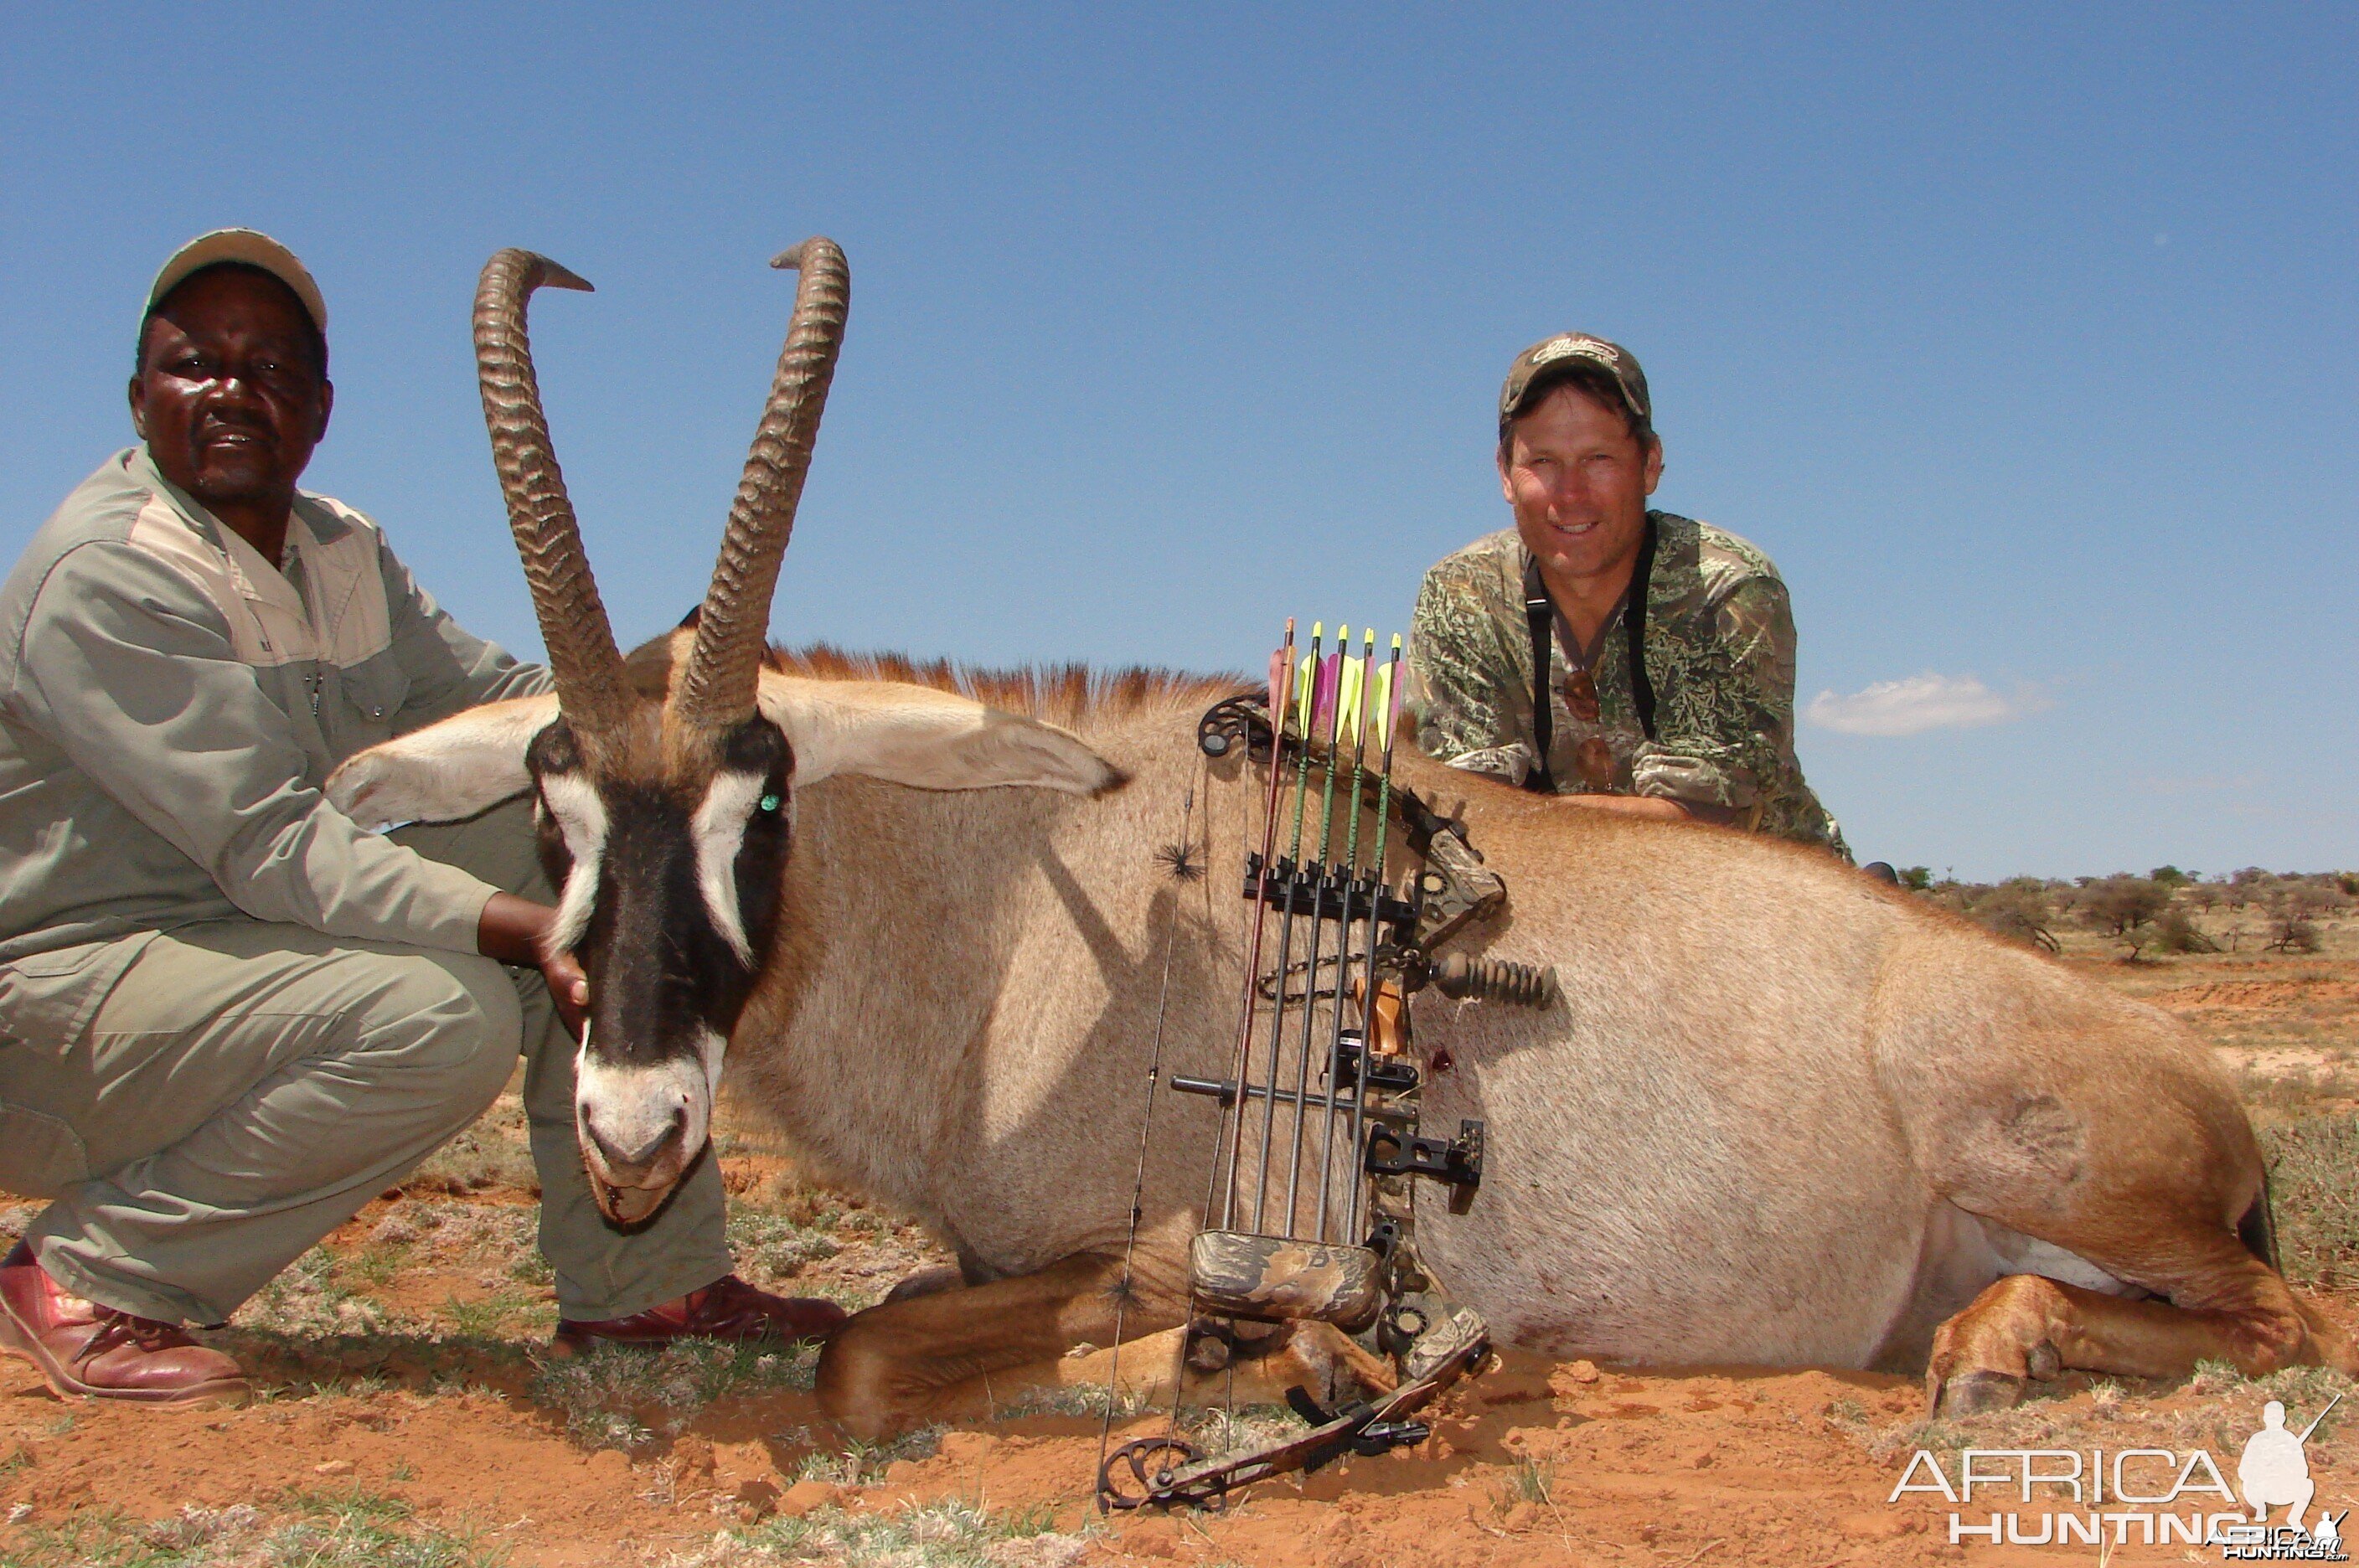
[1373,657,1398,751]
[1295,652,1314,734]
[1338,651,1366,746]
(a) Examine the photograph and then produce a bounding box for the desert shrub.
[2149,907,2218,954]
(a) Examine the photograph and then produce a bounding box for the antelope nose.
[583,1107,685,1174]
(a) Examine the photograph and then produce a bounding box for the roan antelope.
[329,242,2355,1440]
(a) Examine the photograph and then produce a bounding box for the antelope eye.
[757,792,782,815]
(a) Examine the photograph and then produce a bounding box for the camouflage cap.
[1499,332,1649,436]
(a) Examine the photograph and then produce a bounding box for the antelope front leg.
[818,1252,1148,1439]
[1928,1251,2355,1416]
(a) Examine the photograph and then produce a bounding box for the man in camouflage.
[1406,333,1846,854]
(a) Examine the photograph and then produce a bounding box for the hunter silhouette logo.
[1890,1394,2350,1557]
[2238,1396,2344,1540]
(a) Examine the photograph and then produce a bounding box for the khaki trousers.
[0,799,728,1326]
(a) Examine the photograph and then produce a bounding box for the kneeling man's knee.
[360,953,524,1111]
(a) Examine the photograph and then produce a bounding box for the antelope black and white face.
[530,712,794,1223]
[322,238,1120,1228]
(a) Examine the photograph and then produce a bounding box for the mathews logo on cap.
[145,229,328,335]
[1500,332,1650,432]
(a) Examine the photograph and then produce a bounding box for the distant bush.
[2150,907,2217,955]
[2268,916,2323,955]
[1965,881,2060,954]
[2076,875,2171,958]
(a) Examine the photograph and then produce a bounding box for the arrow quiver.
[1101,627,1556,1513]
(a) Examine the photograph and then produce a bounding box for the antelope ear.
[756,674,1125,796]
[326,694,561,828]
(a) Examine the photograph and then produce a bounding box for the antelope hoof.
[1931,1369,2023,1417]
[1267,1321,1397,1406]
[2026,1340,2063,1380]
[1185,1325,1232,1374]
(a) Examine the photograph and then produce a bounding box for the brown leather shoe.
[0,1242,247,1406]
[551,1273,847,1356]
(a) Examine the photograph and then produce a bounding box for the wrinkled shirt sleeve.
[1629,575,1797,821]
[378,533,552,733]
[1405,558,1537,787]
[11,542,500,952]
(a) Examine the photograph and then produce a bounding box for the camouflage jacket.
[1405,514,1848,855]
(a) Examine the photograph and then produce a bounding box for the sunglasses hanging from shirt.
[1522,514,1658,793]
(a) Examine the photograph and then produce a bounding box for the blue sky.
[3,5,2351,879]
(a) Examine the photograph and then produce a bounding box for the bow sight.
[1097,621,1556,1512]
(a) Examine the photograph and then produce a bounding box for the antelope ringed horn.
[670,237,850,736]
[474,248,634,759]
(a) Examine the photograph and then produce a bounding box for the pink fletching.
[1267,647,1290,717]
[1312,652,1341,735]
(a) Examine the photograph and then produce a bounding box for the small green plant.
[440,1287,537,1338]
[1822,1395,1871,1436]
[792,1425,945,1486]
[1507,1457,1554,1505]
[343,1242,407,1290]
[503,1250,555,1287]
[990,1379,1154,1421]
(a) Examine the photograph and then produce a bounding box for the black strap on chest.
[1520,519,1659,796]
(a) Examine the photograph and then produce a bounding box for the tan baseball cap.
[144,229,328,335]
[1499,332,1649,435]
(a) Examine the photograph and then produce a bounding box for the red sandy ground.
[3,944,2353,1567]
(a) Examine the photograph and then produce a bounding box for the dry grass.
[3,1485,504,1568]
[528,1339,821,1453]
[659,1495,1084,1568]
[2260,1114,2359,1287]
[402,1081,536,1197]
